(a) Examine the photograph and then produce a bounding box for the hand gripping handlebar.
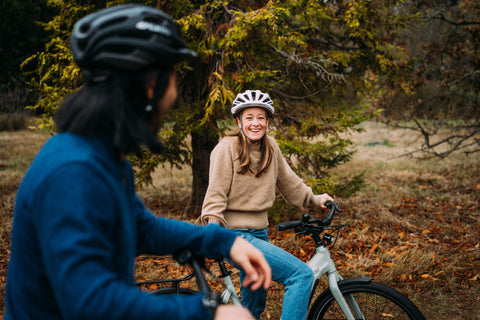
[276,201,341,232]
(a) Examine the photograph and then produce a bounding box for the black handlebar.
[319,201,341,226]
[173,249,211,294]
[276,220,302,231]
[276,201,340,232]
[275,201,342,247]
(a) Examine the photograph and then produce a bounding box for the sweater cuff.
[200,214,227,228]
[206,217,224,226]
[311,194,323,209]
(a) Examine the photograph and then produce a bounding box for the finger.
[244,259,271,290]
[259,258,272,289]
[242,271,258,289]
[247,272,264,291]
[320,194,334,208]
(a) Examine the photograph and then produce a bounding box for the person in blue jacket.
[5,4,270,320]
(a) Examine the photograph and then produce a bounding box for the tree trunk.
[185,121,219,218]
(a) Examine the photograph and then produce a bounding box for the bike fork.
[308,247,365,320]
[327,272,365,320]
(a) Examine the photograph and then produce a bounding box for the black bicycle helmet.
[71,4,197,71]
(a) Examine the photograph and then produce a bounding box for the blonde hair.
[229,131,274,177]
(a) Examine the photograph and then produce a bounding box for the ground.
[1,122,479,319]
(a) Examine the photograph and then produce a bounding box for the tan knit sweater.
[200,135,323,229]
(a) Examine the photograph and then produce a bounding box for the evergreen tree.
[24,0,414,215]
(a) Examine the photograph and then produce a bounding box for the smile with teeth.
[246,127,263,135]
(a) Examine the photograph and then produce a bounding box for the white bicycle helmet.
[231,90,274,118]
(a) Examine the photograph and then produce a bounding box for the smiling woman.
[200,89,335,320]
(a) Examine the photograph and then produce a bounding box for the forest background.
[0,0,479,318]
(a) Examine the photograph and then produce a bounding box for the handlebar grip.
[276,220,302,231]
[319,201,340,226]
[174,249,210,293]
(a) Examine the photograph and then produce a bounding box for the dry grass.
[0,122,479,319]
[0,129,52,315]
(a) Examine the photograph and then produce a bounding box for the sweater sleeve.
[200,138,234,227]
[272,138,322,210]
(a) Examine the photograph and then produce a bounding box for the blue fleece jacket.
[5,133,237,320]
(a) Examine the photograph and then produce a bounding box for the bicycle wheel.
[308,281,425,320]
[150,287,198,296]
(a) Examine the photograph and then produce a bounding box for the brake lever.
[295,230,307,240]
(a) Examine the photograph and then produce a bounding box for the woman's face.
[236,107,269,143]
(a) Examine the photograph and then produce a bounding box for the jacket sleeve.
[33,163,234,320]
[273,139,323,210]
[199,139,233,227]
[135,194,236,257]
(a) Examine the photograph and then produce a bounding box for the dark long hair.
[55,67,171,154]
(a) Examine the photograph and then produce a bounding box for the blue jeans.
[233,229,314,320]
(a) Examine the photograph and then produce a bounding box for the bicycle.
[136,201,425,319]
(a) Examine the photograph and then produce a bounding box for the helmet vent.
[79,23,90,33]
[100,16,127,30]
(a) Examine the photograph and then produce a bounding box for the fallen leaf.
[421,274,440,280]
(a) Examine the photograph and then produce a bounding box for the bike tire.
[150,287,198,296]
[307,281,425,320]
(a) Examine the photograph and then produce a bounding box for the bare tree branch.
[450,69,480,86]
[272,46,345,83]
[428,12,480,26]
[390,120,480,159]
